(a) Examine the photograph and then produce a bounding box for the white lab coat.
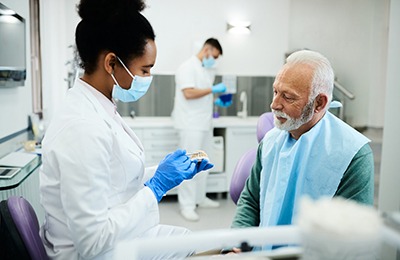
[39,80,189,260]
[171,55,214,131]
[171,56,215,209]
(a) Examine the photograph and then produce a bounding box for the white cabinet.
[125,117,259,194]
[224,127,259,191]
[142,128,179,167]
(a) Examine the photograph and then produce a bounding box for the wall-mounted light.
[227,21,251,34]
[0,15,21,24]
[0,3,16,15]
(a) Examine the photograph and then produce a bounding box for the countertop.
[0,154,41,190]
[123,116,259,129]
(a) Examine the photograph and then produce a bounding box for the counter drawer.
[166,174,227,195]
[145,151,170,166]
[205,173,227,193]
[143,138,179,151]
[143,128,179,140]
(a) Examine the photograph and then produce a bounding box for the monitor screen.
[0,2,26,87]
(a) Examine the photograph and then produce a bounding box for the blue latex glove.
[211,83,227,93]
[195,158,214,173]
[214,98,233,107]
[145,149,214,202]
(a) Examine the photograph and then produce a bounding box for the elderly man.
[231,50,374,247]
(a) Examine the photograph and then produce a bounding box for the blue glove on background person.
[145,149,214,202]
[211,83,227,93]
[214,98,233,107]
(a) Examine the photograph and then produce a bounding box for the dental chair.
[0,196,49,260]
[229,112,274,204]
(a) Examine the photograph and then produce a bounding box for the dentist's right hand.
[145,149,213,202]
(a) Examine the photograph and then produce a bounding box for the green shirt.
[231,143,374,228]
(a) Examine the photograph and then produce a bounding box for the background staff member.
[172,38,230,221]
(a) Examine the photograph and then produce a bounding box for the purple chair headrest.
[256,112,275,143]
[7,196,48,260]
[229,148,257,204]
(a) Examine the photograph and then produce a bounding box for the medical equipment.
[0,3,26,88]
[222,74,237,94]
[114,214,400,260]
[209,136,224,173]
[114,225,301,259]
[0,167,20,179]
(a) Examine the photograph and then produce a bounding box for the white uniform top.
[171,55,215,131]
[39,79,159,259]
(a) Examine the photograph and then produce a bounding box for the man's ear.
[104,52,117,74]
[314,94,329,112]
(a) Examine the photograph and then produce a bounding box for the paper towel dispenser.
[0,2,26,87]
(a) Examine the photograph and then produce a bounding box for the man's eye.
[283,94,293,101]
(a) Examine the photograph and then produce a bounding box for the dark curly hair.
[75,0,155,74]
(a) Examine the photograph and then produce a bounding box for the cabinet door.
[142,128,179,167]
[143,138,179,152]
[225,127,258,191]
[143,128,179,140]
[145,150,169,167]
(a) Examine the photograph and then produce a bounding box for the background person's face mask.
[111,56,153,102]
[202,56,216,68]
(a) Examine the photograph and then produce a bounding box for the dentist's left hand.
[145,149,213,202]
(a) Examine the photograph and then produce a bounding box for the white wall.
[62,0,290,77]
[143,0,290,76]
[44,0,290,121]
[288,0,389,128]
[45,0,390,128]
[0,0,32,139]
[378,0,400,258]
[40,0,70,122]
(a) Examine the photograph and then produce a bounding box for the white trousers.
[178,129,212,210]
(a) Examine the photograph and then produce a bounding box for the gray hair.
[286,50,334,104]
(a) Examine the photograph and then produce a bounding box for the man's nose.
[270,95,282,111]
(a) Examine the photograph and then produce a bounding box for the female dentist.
[39,0,213,259]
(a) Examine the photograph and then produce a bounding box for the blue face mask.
[111,57,153,102]
[202,56,216,68]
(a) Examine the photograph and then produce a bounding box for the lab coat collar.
[74,79,144,153]
[192,55,203,67]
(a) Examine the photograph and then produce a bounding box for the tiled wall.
[117,75,275,117]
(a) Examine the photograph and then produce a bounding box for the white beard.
[272,101,315,131]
